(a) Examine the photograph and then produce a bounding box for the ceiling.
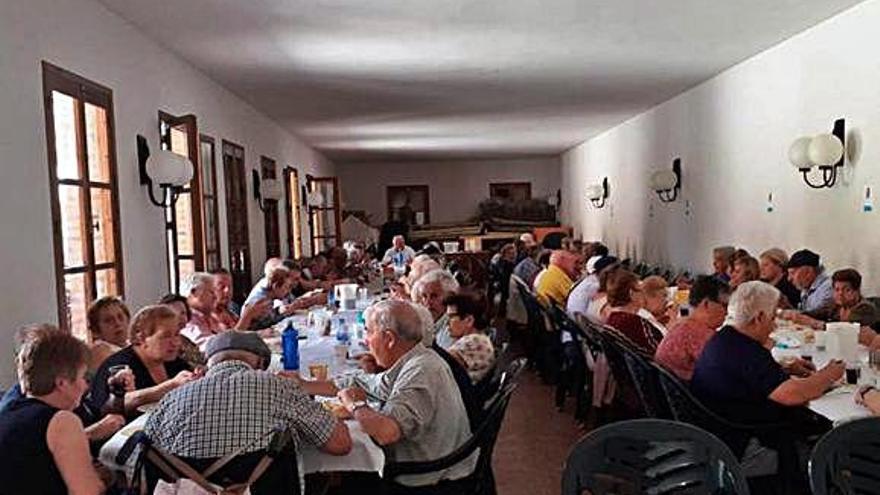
[99,0,864,163]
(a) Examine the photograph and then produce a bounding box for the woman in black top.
[87,305,196,420]
[0,326,105,494]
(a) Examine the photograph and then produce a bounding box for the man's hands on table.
[783,357,817,377]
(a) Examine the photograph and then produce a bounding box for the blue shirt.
[691,326,789,425]
[799,272,833,317]
[0,384,22,414]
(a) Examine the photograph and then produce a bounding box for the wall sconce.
[788,118,846,189]
[252,170,283,212]
[137,134,193,207]
[586,177,609,208]
[650,158,681,203]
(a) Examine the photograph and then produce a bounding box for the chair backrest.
[809,416,880,495]
[432,342,481,427]
[514,280,549,333]
[561,418,751,495]
[620,346,672,419]
[131,427,297,495]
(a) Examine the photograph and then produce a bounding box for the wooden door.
[261,156,280,258]
[222,140,252,303]
[306,175,342,254]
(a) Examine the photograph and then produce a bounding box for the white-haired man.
[382,235,416,267]
[411,269,460,349]
[691,281,843,476]
[299,300,476,490]
[182,272,267,349]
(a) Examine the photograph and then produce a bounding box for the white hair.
[364,299,424,343]
[727,281,780,327]
[410,269,459,300]
[409,302,436,346]
[180,272,214,297]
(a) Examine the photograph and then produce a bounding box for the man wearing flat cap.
[786,249,834,318]
[144,331,351,490]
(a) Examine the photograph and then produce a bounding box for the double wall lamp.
[252,170,283,212]
[137,135,193,208]
[650,158,682,203]
[586,178,609,208]
[788,118,846,189]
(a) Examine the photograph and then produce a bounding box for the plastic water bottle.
[282,322,299,371]
[335,317,350,346]
[327,289,336,309]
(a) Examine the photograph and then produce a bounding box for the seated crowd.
[0,238,500,494]
[515,239,880,488]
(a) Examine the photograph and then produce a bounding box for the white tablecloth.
[771,334,873,425]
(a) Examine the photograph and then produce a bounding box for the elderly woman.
[0,328,107,494]
[604,270,664,356]
[443,293,495,383]
[159,293,207,369]
[87,305,195,418]
[411,269,460,348]
[641,275,677,334]
[759,248,801,309]
[86,296,131,372]
[730,255,760,288]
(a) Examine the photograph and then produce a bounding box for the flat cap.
[204,331,271,369]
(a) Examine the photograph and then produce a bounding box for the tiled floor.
[493,371,585,495]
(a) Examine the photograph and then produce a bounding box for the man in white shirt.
[382,235,417,267]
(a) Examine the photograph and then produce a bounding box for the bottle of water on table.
[282,321,299,371]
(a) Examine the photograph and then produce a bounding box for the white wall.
[0,0,334,385]
[338,157,561,225]
[560,0,880,294]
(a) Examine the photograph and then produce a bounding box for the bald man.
[535,250,581,306]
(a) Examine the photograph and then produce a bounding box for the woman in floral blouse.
[443,293,496,383]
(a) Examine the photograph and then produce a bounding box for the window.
[199,135,221,270]
[42,62,125,339]
[159,112,203,291]
[307,175,342,253]
[387,185,430,225]
[261,156,281,258]
[490,182,532,201]
[284,167,304,258]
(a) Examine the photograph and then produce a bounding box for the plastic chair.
[561,418,751,495]
[384,379,519,495]
[547,304,591,419]
[809,416,880,495]
[618,343,672,419]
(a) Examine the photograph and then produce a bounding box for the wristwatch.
[350,400,369,412]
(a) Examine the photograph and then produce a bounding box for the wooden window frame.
[306,175,342,254]
[199,134,222,271]
[42,61,125,336]
[386,184,431,224]
[158,111,204,292]
[260,156,281,258]
[489,182,532,200]
[284,166,304,259]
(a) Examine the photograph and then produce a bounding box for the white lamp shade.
[585,184,604,201]
[260,179,283,201]
[808,133,844,166]
[547,194,559,207]
[788,137,813,169]
[147,149,193,186]
[650,169,678,191]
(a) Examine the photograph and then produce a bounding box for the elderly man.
[711,246,736,283]
[183,272,267,349]
[411,269,460,349]
[145,332,351,493]
[566,255,617,318]
[786,268,879,329]
[655,276,730,381]
[242,266,311,330]
[382,235,417,267]
[535,250,581,306]
[785,249,834,318]
[301,300,476,490]
[211,268,241,329]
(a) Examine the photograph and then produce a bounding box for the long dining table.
[99,307,386,480]
[771,325,875,425]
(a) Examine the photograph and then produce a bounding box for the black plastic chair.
[384,378,519,495]
[514,281,560,383]
[547,303,591,419]
[561,418,751,495]
[618,343,672,419]
[809,416,880,495]
[596,330,643,418]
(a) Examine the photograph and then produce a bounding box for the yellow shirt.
[535,264,573,306]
